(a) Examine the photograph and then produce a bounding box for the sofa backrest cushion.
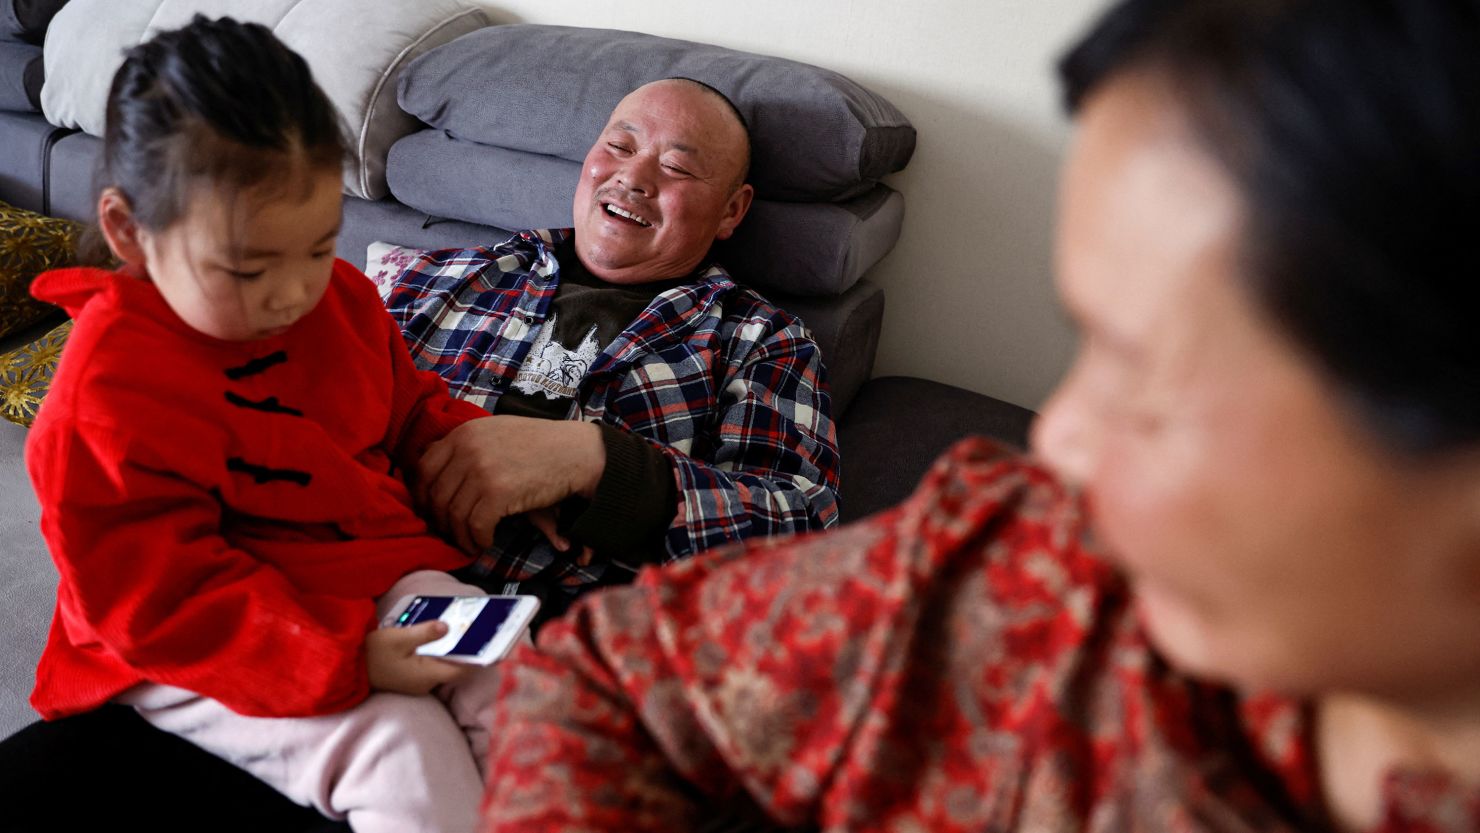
[39,0,487,199]
[385,130,905,297]
[397,24,916,202]
[0,40,43,111]
[1,0,69,44]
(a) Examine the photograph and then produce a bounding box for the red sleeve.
[481,439,1112,831]
[338,259,488,467]
[31,420,377,717]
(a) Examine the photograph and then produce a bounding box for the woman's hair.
[97,14,345,233]
[1060,0,1480,454]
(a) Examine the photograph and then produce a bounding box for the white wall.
[476,0,1105,410]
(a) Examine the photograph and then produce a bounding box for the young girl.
[27,16,502,833]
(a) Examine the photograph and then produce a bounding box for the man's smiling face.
[572,79,753,284]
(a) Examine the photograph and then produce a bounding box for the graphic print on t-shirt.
[512,314,601,400]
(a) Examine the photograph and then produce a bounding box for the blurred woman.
[480,1,1480,831]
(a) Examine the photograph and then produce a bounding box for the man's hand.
[416,416,606,554]
[365,620,473,694]
[528,507,597,567]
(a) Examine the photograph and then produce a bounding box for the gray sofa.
[0,8,1035,829]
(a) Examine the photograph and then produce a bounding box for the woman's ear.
[96,187,148,266]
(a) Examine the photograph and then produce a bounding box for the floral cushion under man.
[0,200,79,339]
[1,319,70,427]
[365,240,426,300]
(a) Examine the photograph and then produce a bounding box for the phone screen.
[395,596,520,658]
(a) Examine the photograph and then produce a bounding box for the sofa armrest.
[837,376,1037,523]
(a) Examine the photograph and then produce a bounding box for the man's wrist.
[567,424,680,561]
[573,420,606,498]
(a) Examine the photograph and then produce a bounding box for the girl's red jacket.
[26,261,485,719]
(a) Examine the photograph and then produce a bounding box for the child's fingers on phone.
[368,624,451,694]
[391,619,449,650]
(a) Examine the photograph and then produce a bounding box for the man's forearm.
[563,425,679,564]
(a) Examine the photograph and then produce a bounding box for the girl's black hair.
[98,14,345,233]
[1060,0,1480,454]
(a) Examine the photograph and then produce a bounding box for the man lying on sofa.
[0,77,840,832]
[393,76,840,622]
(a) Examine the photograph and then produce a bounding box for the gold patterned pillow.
[0,200,81,339]
[0,319,70,427]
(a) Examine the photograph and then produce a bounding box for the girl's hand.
[365,620,474,694]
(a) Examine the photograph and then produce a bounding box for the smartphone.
[380,594,540,665]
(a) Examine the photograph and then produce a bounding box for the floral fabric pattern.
[483,439,1480,833]
[0,200,78,339]
[0,319,69,427]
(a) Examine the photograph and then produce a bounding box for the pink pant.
[118,570,510,833]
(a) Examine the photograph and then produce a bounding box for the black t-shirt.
[487,240,688,600]
[494,241,686,420]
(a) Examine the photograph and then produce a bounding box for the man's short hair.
[662,77,751,191]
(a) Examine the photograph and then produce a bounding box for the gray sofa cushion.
[837,377,1037,522]
[386,130,904,297]
[716,186,903,302]
[398,24,915,202]
[385,132,574,235]
[42,128,95,222]
[0,0,67,44]
[767,280,884,419]
[335,193,510,279]
[0,110,62,212]
[0,40,42,111]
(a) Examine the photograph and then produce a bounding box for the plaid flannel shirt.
[382,229,840,586]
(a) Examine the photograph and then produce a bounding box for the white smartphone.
[381,594,540,665]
